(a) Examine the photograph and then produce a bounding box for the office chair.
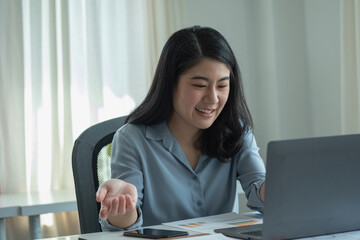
[72,116,127,233]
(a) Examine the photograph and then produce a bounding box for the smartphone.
[123,228,189,239]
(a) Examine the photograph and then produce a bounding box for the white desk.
[36,228,360,240]
[35,211,360,240]
[36,225,204,240]
[0,196,21,240]
[35,228,360,240]
[0,189,77,240]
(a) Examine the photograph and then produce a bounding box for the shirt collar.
[145,121,170,141]
[144,121,211,172]
[145,121,194,169]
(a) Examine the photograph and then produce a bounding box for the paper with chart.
[179,234,237,240]
[162,212,263,234]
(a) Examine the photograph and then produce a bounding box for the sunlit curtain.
[0,0,184,239]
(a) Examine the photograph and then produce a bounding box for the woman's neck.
[166,116,202,169]
[166,116,201,148]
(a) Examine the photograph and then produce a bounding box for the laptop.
[215,134,360,240]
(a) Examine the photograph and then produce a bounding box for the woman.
[96,26,266,230]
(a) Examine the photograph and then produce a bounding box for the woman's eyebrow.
[190,76,230,81]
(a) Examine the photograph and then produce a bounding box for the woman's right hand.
[96,179,138,221]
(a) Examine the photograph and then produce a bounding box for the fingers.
[125,194,136,211]
[99,196,116,220]
[99,203,110,220]
[96,179,120,202]
[117,195,126,215]
[96,188,106,202]
[99,195,135,220]
[96,181,113,202]
[96,179,138,220]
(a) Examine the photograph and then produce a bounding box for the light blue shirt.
[101,121,265,230]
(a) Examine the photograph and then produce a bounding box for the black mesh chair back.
[72,116,127,233]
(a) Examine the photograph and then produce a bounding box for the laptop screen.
[263,134,360,239]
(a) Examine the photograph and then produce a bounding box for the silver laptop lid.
[263,134,360,240]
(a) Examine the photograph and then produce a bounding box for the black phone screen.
[123,228,189,239]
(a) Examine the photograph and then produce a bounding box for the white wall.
[304,0,341,136]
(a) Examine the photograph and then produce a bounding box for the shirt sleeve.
[236,130,266,212]
[100,125,145,231]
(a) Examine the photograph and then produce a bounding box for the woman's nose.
[204,87,219,104]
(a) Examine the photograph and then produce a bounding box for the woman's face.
[169,58,230,134]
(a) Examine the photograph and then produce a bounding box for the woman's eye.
[218,85,228,89]
[194,84,206,88]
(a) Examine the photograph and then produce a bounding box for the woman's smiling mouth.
[195,107,215,114]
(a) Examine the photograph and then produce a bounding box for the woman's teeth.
[196,108,213,114]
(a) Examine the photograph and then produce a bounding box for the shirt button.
[197,201,202,206]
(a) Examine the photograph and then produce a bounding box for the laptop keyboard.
[243,230,263,237]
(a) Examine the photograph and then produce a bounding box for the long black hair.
[126,26,253,161]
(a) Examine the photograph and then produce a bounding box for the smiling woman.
[96,26,266,231]
[169,58,231,169]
